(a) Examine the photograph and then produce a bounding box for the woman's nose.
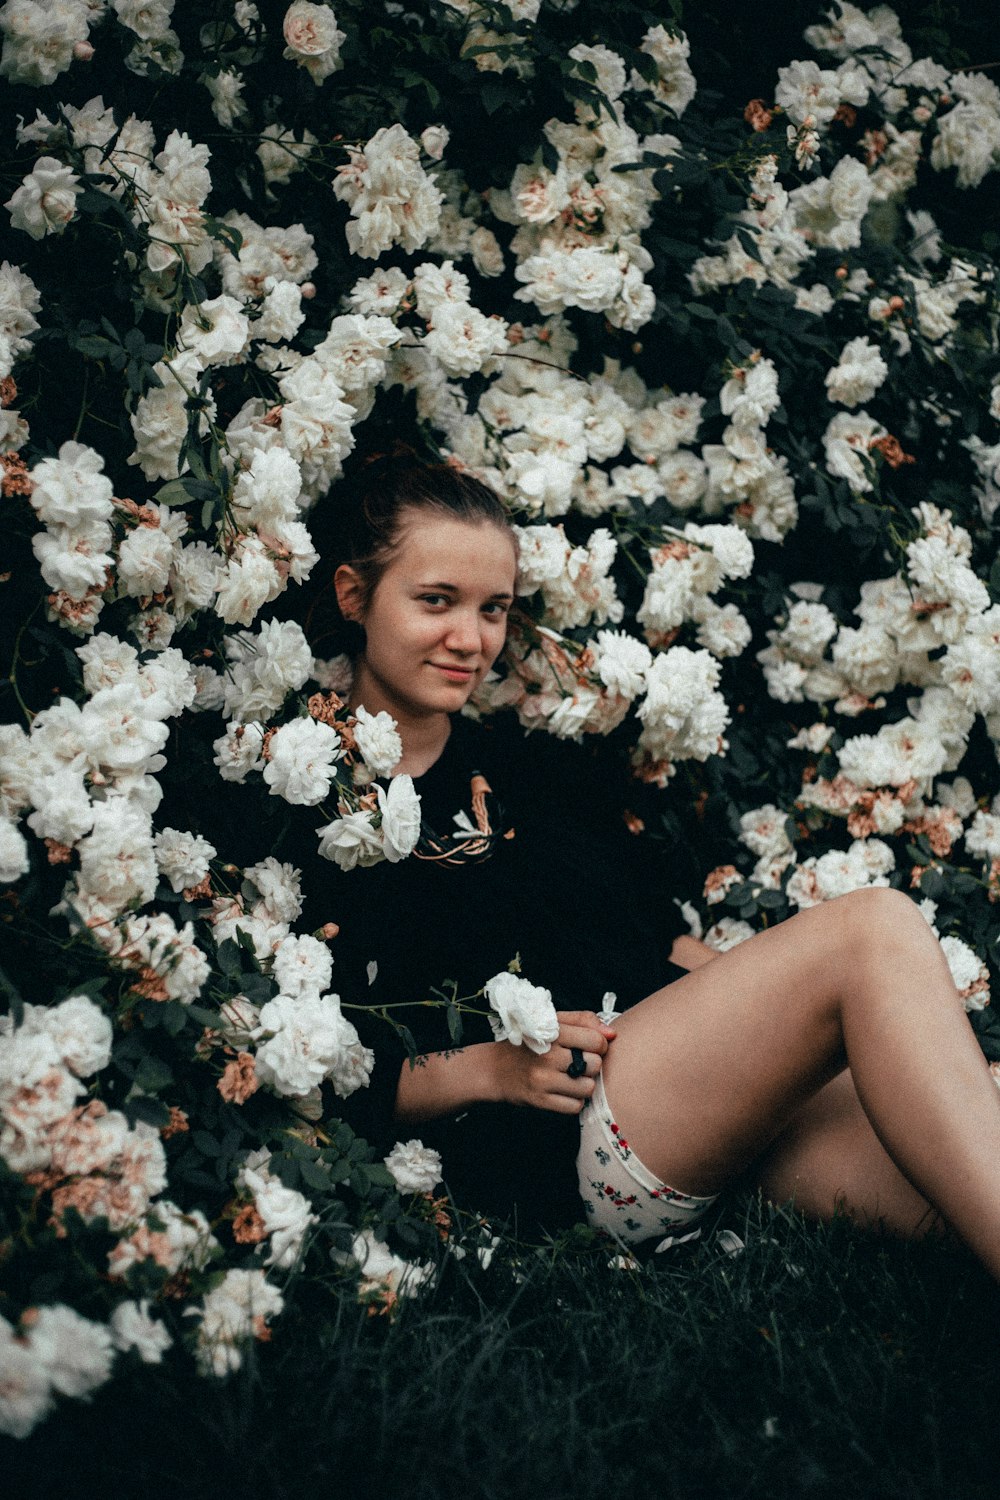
[444,610,482,654]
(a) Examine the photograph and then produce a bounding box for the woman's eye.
[482,603,509,619]
[420,594,448,607]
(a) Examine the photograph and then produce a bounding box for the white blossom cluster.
[0,992,193,1435]
[759,505,1000,798]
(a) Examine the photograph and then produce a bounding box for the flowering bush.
[3,0,1000,1437]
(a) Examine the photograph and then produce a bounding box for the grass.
[6,1196,1000,1500]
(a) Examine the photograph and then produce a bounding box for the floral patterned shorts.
[576,1071,718,1246]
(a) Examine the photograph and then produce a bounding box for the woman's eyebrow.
[417,581,514,600]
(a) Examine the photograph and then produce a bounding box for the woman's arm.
[669,934,719,970]
[394,1012,617,1125]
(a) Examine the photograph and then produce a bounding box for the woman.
[299,456,1000,1272]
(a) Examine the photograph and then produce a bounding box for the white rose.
[153,826,216,893]
[420,125,450,160]
[177,294,250,366]
[348,1229,433,1299]
[263,717,341,806]
[825,336,889,408]
[25,1305,114,1400]
[283,0,345,82]
[384,1139,443,1194]
[240,1166,317,1269]
[484,971,560,1054]
[271,933,333,999]
[352,706,402,777]
[316,809,383,870]
[109,1300,172,1363]
[212,721,266,782]
[0,817,29,883]
[376,774,421,862]
[0,1313,53,1438]
[6,157,82,239]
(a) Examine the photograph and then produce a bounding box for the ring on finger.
[566,1047,587,1080]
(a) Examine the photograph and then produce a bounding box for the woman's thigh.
[600,898,866,1195]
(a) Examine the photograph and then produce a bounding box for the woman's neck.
[350,662,452,778]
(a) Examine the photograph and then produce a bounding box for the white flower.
[0,259,42,379]
[376,774,422,862]
[739,805,792,860]
[825,336,889,408]
[6,156,81,239]
[109,1300,172,1364]
[484,971,559,1054]
[77,801,158,911]
[470,226,504,277]
[28,993,112,1078]
[263,717,341,806]
[940,935,991,1011]
[193,1269,283,1377]
[25,1304,114,1400]
[153,826,216,893]
[703,917,754,951]
[29,441,113,529]
[352,706,402,776]
[107,1201,218,1281]
[255,991,371,1098]
[348,1229,433,1299]
[215,537,283,626]
[333,124,443,259]
[203,67,247,127]
[0,0,91,88]
[213,721,266,782]
[568,41,627,101]
[423,302,508,378]
[256,122,316,186]
[0,1313,53,1438]
[282,1,345,81]
[245,856,303,925]
[0,817,29,883]
[420,124,450,160]
[593,630,651,699]
[177,294,250,366]
[965,809,1000,860]
[271,934,333,1000]
[116,522,178,598]
[239,1165,317,1269]
[823,410,885,492]
[384,1139,443,1194]
[347,266,411,317]
[317,808,383,870]
[636,647,730,766]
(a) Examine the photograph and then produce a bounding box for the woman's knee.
[835,885,931,952]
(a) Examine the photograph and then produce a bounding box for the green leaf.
[134,1056,174,1092]
[126,1096,172,1129]
[154,480,194,507]
[299,1159,333,1191]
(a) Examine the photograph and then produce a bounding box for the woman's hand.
[489,1010,617,1115]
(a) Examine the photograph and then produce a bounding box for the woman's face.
[340,511,518,723]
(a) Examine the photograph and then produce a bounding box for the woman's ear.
[334,564,365,623]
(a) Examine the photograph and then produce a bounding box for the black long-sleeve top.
[293,714,690,1235]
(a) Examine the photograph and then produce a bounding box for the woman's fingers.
[557,1009,617,1038]
[556,1021,612,1056]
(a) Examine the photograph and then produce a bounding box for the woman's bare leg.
[600,887,1000,1274]
[748,1068,944,1238]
